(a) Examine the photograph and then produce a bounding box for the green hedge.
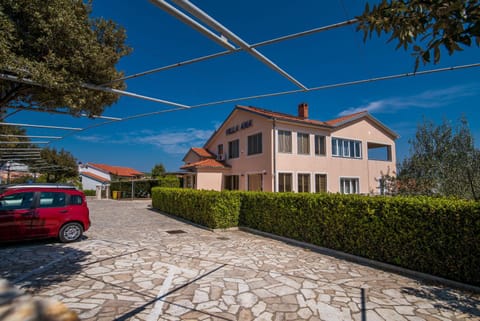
[151,188,480,285]
[151,187,240,229]
[83,189,96,196]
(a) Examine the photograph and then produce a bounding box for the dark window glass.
[39,192,66,208]
[315,174,327,193]
[314,135,326,156]
[278,173,292,192]
[0,192,34,210]
[228,139,239,159]
[248,133,262,155]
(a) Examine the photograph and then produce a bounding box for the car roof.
[0,183,78,192]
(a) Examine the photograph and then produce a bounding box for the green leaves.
[356,0,480,71]
[151,188,241,229]
[398,116,480,200]
[0,0,131,116]
[39,147,78,183]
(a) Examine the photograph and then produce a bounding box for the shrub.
[151,188,240,229]
[83,189,96,196]
[240,192,480,286]
[152,188,480,285]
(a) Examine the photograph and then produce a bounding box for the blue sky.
[9,0,480,172]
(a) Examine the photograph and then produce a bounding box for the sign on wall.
[226,120,252,135]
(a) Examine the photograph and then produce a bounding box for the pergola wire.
[1,0,479,173]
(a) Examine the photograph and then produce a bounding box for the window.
[278,130,292,153]
[315,174,327,193]
[248,174,263,191]
[314,135,326,156]
[340,178,359,194]
[332,138,362,159]
[39,192,66,208]
[298,174,310,193]
[186,175,196,189]
[247,133,262,155]
[278,173,292,192]
[0,192,34,210]
[217,144,224,156]
[224,175,239,190]
[70,195,83,205]
[297,133,310,155]
[228,139,239,159]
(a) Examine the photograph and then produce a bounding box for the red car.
[0,184,90,243]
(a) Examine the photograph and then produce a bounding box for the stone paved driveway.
[0,199,479,321]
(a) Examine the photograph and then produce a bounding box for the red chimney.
[298,102,308,119]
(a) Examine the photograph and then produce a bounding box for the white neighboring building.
[79,163,143,198]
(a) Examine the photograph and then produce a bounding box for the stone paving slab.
[0,199,479,321]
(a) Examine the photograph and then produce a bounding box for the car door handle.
[59,210,68,213]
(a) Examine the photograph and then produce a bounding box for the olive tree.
[398,117,480,200]
[357,0,480,70]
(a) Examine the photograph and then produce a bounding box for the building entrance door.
[248,174,263,191]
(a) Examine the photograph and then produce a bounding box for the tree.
[39,147,78,183]
[0,0,131,116]
[398,117,480,200]
[356,0,480,70]
[151,163,166,178]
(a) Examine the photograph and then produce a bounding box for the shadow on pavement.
[0,239,90,293]
[402,286,480,317]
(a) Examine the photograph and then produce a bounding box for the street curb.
[239,226,480,294]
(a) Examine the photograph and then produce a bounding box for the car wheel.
[59,222,83,243]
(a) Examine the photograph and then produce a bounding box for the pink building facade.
[181,103,398,195]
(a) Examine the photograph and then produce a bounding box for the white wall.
[81,175,102,190]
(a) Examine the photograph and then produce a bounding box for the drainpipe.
[273,118,277,192]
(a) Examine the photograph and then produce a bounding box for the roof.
[180,158,228,170]
[325,110,399,139]
[191,147,214,158]
[236,105,328,127]
[88,163,143,177]
[325,111,368,126]
[80,172,110,184]
[237,105,398,139]
[201,104,398,153]
[0,183,77,190]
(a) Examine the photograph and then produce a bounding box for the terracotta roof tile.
[180,158,227,170]
[325,111,368,126]
[191,147,214,158]
[237,105,328,127]
[80,172,110,183]
[89,163,143,177]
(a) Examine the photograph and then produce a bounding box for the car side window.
[0,192,34,210]
[70,195,83,205]
[39,192,66,208]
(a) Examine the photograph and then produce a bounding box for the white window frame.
[314,135,326,156]
[277,172,293,192]
[297,172,311,193]
[339,177,360,194]
[314,173,328,193]
[277,130,292,153]
[332,137,362,159]
[297,133,310,155]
